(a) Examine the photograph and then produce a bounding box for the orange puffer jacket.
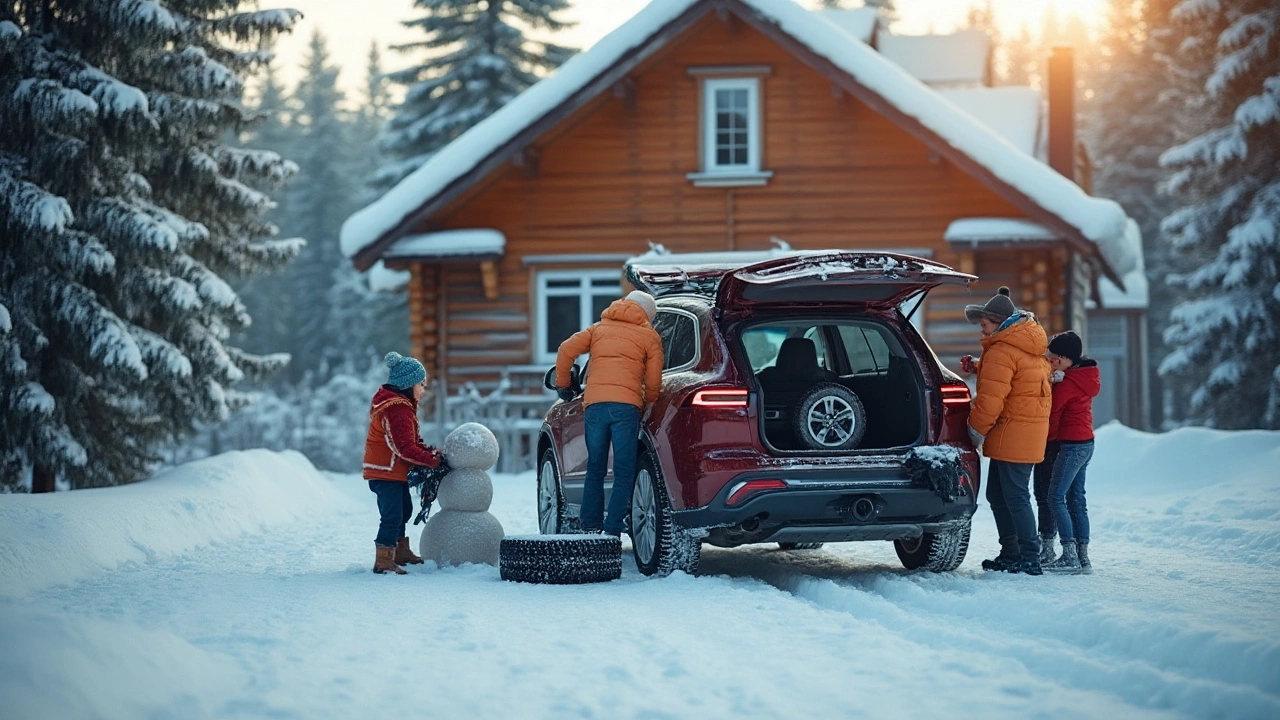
[968,314,1053,464]
[555,299,664,409]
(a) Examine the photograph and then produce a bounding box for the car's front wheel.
[893,521,971,572]
[630,453,700,577]
[537,449,566,535]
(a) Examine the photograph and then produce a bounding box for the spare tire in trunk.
[792,382,867,450]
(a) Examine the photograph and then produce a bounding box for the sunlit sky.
[271,0,1107,101]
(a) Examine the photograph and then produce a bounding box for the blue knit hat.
[385,351,426,390]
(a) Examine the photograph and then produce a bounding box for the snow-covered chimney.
[1047,46,1075,183]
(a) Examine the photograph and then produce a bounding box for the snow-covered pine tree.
[1001,23,1037,86]
[1158,0,1280,429]
[374,0,577,189]
[0,1,302,491]
[1087,0,1183,428]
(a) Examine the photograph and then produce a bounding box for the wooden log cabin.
[342,0,1148,431]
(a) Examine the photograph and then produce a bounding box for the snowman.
[418,422,505,566]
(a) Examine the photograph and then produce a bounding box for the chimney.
[1047,46,1075,183]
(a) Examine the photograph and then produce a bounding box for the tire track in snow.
[698,547,1280,719]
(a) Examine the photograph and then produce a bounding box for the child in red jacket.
[1042,332,1100,574]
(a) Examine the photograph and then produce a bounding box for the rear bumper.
[673,467,976,547]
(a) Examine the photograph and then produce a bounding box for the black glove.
[557,387,575,402]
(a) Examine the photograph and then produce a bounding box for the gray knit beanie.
[964,286,1017,324]
[385,351,427,390]
[625,290,657,321]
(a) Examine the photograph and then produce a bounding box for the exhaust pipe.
[851,497,877,523]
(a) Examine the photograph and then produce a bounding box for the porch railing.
[427,365,556,474]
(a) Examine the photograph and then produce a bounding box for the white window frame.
[691,77,768,185]
[534,270,622,365]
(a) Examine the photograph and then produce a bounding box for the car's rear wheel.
[793,383,867,451]
[894,521,971,572]
[778,542,825,550]
[630,453,700,577]
[537,449,566,535]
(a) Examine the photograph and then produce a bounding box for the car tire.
[792,383,867,451]
[499,535,622,584]
[630,453,700,577]
[778,542,825,550]
[893,521,971,572]
[537,449,567,535]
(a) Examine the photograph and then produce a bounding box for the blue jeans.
[1048,440,1093,544]
[986,459,1040,561]
[368,480,412,547]
[582,402,641,535]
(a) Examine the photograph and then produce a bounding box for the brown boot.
[373,546,407,575]
[395,537,424,565]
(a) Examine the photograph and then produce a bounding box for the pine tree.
[0,1,302,491]
[375,0,577,189]
[1001,23,1038,87]
[1157,0,1280,428]
[964,1,1000,86]
[1087,0,1183,428]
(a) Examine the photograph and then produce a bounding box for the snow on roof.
[1092,220,1148,310]
[368,261,411,293]
[382,229,506,259]
[812,7,879,43]
[875,29,990,87]
[938,87,1043,158]
[342,0,1135,279]
[944,217,1059,243]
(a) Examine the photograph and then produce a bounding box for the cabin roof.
[341,0,1136,283]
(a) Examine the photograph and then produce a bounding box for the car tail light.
[691,388,749,407]
[726,478,787,506]
[941,385,971,405]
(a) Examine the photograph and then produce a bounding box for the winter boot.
[1008,558,1043,576]
[981,535,1020,571]
[373,546,407,575]
[395,537,424,565]
[1077,542,1093,574]
[1038,534,1057,564]
[1045,541,1082,574]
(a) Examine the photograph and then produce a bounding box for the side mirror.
[543,367,557,391]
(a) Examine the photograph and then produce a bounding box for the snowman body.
[418,423,505,566]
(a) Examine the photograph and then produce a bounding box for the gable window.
[535,270,621,364]
[686,72,773,187]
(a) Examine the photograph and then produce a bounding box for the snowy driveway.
[2,425,1278,719]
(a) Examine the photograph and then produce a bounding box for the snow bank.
[0,449,347,598]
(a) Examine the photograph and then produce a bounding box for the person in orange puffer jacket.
[363,352,444,575]
[555,290,664,536]
[1041,331,1101,574]
[960,286,1052,575]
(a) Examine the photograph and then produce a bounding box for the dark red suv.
[537,251,980,576]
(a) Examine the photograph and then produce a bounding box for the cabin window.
[535,270,622,364]
[687,77,772,187]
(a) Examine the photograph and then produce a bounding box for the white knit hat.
[625,290,657,321]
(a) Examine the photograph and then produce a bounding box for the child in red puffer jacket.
[1042,331,1100,574]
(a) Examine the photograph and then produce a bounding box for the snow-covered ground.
[2,424,1278,719]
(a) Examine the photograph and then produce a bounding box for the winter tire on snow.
[792,383,867,451]
[631,453,700,577]
[894,521,971,572]
[537,449,568,535]
[778,542,825,550]
[499,535,622,584]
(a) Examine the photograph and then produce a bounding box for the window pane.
[546,295,581,355]
[733,147,748,165]
[717,147,732,165]
[741,327,787,373]
[546,278,579,289]
[838,326,891,375]
[651,312,678,368]
[666,316,697,370]
[591,277,618,288]
[591,294,613,323]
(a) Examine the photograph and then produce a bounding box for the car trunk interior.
[739,319,925,452]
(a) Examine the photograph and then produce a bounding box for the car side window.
[837,325,891,375]
[650,311,678,369]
